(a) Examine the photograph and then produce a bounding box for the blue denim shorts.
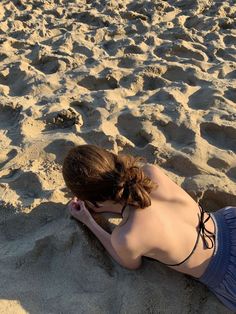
[198,206,236,311]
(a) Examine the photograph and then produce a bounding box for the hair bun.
[123,166,139,188]
[124,177,137,190]
[113,154,158,209]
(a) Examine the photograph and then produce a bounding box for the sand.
[0,0,236,313]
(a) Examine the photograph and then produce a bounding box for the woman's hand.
[68,198,93,225]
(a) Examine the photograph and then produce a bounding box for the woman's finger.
[78,200,85,208]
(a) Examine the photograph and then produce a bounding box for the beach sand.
[0,0,236,313]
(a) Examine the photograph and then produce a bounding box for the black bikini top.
[162,204,215,267]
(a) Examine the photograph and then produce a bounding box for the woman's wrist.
[84,214,97,227]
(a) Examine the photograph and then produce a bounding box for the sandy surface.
[0,0,236,313]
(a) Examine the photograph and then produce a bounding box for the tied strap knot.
[199,206,215,250]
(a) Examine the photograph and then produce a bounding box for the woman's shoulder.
[111,214,143,256]
[141,162,164,190]
[141,162,161,175]
[112,206,139,241]
[141,162,158,178]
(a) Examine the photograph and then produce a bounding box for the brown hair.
[62,144,158,209]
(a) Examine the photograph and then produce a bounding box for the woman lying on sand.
[62,144,236,311]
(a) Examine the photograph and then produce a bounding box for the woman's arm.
[85,218,142,270]
[68,199,142,269]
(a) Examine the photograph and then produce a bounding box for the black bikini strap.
[164,223,202,267]
[163,205,215,267]
[198,205,215,249]
[121,202,127,216]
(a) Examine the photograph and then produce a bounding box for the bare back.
[114,163,216,278]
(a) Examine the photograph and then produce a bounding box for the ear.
[111,230,142,270]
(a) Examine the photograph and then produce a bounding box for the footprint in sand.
[0,148,18,168]
[78,130,116,152]
[227,167,236,183]
[159,27,193,42]
[78,75,118,91]
[225,70,236,79]
[188,88,224,110]
[0,202,65,244]
[72,43,93,58]
[124,44,144,55]
[15,13,32,22]
[10,40,30,50]
[154,41,205,62]
[162,65,202,86]
[69,11,109,27]
[70,100,102,131]
[116,112,149,148]
[200,122,236,152]
[33,55,61,74]
[0,103,22,129]
[156,121,196,150]
[124,19,149,35]
[2,170,44,200]
[12,0,27,11]
[118,56,138,68]
[1,62,43,96]
[9,29,29,40]
[103,38,132,57]
[44,139,76,164]
[0,53,8,62]
[119,73,166,92]
[162,153,201,177]
[216,48,236,62]
[224,87,236,103]
[219,19,235,30]
[201,190,236,211]
[145,89,176,105]
[223,35,236,46]
[207,157,230,170]
[142,74,166,91]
